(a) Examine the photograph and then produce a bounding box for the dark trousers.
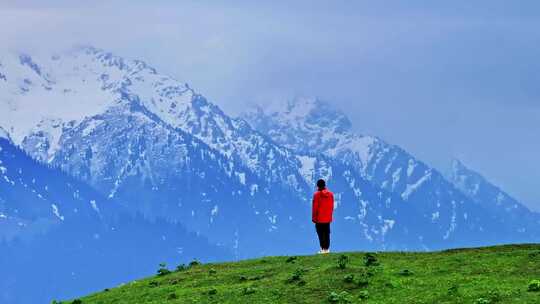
[315,223,331,250]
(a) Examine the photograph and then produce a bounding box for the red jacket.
[312,189,334,223]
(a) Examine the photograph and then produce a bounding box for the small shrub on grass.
[157,268,171,276]
[474,298,491,304]
[528,280,540,292]
[242,286,257,295]
[167,293,177,300]
[474,291,502,304]
[72,300,82,304]
[287,268,306,283]
[149,281,159,287]
[447,285,459,295]
[208,288,218,295]
[250,275,263,281]
[486,290,501,302]
[363,253,379,267]
[295,268,306,277]
[328,291,352,303]
[189,259,201,267]
[356,277,369,288]
[358,290,369,300]
[176,264,188,272]
[357,267,376,278]
[51,301,62,304]
[337,255,349,269]
[398,269,413,276]
[343,274,355,283]
[328,292,340,303]
[209,268,217,275]
[286,256,298,263]
[239,275,248,282]
[157,263,171,276]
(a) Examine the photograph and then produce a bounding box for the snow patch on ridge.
[402,171,432,200]
[51,204,64,221]
[381,219,395,236]
[90,200,100,214]
[297,155,316,184]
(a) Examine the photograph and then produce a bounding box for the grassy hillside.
[63,244,540,304]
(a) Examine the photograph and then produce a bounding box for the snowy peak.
[242,96,369,159]
[2,47,277,169]
[60,45,159,78]
[0,46,198,161]
[244,96,352,136]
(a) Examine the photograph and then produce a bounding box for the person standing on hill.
[312,179,334,254]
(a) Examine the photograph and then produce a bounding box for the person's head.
[316,179,326,191]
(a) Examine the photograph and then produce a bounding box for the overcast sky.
[1,0,539,210]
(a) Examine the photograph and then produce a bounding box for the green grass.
[64,244,540,304]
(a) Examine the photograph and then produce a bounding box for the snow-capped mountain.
[0,137,229,303]
[242,97,424,191]
[0,47,303,187]
[242,97,540,244]
[0,47,437,255]
[2,47,538,258]
[0,47,308,255]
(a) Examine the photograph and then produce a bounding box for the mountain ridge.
[2,46,538,252]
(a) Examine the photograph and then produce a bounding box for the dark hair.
[316,179,326,190]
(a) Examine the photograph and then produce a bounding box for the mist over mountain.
[1,47,538,303]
